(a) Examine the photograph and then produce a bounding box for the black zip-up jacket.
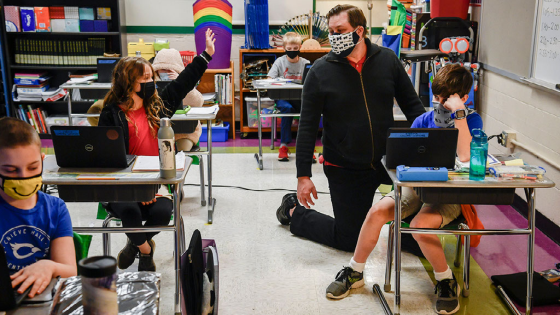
[295,38,425,178]
[98,54,210,152]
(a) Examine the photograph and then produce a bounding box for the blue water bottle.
[469,129,488,181]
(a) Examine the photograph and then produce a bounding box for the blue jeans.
[275,99,301,144]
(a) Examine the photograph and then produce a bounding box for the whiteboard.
[231,0,314,25]
[478,0,537,78]
[533,0,560,85]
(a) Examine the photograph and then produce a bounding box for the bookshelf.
[196,60,236,139]
[0,0,127,137]
[238,48,330,135]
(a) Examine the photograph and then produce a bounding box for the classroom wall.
[479,71,560,226]
[315,0,389,28]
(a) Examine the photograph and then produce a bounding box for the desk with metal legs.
[171,111,218,223]
[42,155,191,315]
[253,81,303,170]
[376,157,555,315]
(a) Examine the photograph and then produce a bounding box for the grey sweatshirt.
[268,55,310,81]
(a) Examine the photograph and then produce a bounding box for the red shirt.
[348,54,367,73]
[324,54,367,168]
[123,106,159,156]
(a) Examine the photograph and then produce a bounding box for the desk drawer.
[414,187,516,205]
[58,184,159,202]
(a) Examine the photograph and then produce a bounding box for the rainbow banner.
[193,0,233,69]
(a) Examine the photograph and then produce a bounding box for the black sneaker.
[434,274,461,314]
[276,193,297,225]
[138,239,156,272]
[117,238,139,270]
[326,267,364,299]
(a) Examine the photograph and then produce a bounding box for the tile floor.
[63,153,558,314]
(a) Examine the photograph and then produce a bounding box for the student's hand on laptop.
[141,197,157,206]
[443,94,465,112]
[11,260,55,298]
[297,177,318,209]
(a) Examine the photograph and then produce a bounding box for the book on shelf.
[14,72,50,85]
[15,104,49,134]
[213,74,232,105]
[15,38,106,66]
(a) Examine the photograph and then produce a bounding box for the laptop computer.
[302,63,313,85]
[97,57,121,83]
[51,126,136,168]
[0,244,32,310]
[385,128,458,169]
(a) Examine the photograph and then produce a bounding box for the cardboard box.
[79,20,94,32]
[52,19,66,32]
[34,7,51,32]
[97,7,112,20]
[94,20,108,32]
[65,19,80,32]
[79,8,94,20]
[50,6,65,19]
[20,7,36,32]
[64,6,79,19]
[4,6,21,32]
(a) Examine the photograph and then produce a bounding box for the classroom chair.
[383,215,472,297]
[99,193,187,256]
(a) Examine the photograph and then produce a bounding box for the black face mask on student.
[136,81,156,102]
[286,50,300,59]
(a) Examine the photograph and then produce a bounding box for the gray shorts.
[384,187,461,228]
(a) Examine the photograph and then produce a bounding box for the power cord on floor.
[183,183,331,195]
[183,184,384,196]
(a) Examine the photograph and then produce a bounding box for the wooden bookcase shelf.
[238,48,330,134]
[196,60,236,139]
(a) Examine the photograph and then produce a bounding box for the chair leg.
[102,216,112,256]
[384,222,395,292]
[180,216,186,254]
[454,232,463,268]
[460,223,471,297]
[199,156,206,206]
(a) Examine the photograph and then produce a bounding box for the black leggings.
[108,198,173,246]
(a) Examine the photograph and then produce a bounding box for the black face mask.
[136,81,156,102]
[286,50,300,59]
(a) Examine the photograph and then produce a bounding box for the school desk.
[42,155,191,314]
[376,157,555,315]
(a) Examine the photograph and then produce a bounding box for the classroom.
[0,0,559,314]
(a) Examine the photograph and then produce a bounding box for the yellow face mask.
[0,173,43,200]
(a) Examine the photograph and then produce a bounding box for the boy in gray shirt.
[267,32,312,162]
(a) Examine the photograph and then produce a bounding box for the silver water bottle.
[158,118,175,179]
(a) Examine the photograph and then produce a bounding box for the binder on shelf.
[50,7,65,19]
[79,8,95,20]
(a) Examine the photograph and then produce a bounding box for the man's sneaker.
[276,193,297,225]
[138,239,156,272]
[326,267,364,299]
[434,274,461,314]
[278,146,290,162]
[117,238,139,270]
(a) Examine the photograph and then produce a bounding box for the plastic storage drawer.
[200,122,230,142]
[413,187,516,205]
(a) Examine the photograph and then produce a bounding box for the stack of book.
[14,72,50,102]
[15,38,106,66]
[214,74,232,105]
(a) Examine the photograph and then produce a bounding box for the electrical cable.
[183,184,385,196]
[182,183,329,195]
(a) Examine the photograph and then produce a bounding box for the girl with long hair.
[98,29,215,271]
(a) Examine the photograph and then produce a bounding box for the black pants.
[290,165,386,252]
[108,198,173,246]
